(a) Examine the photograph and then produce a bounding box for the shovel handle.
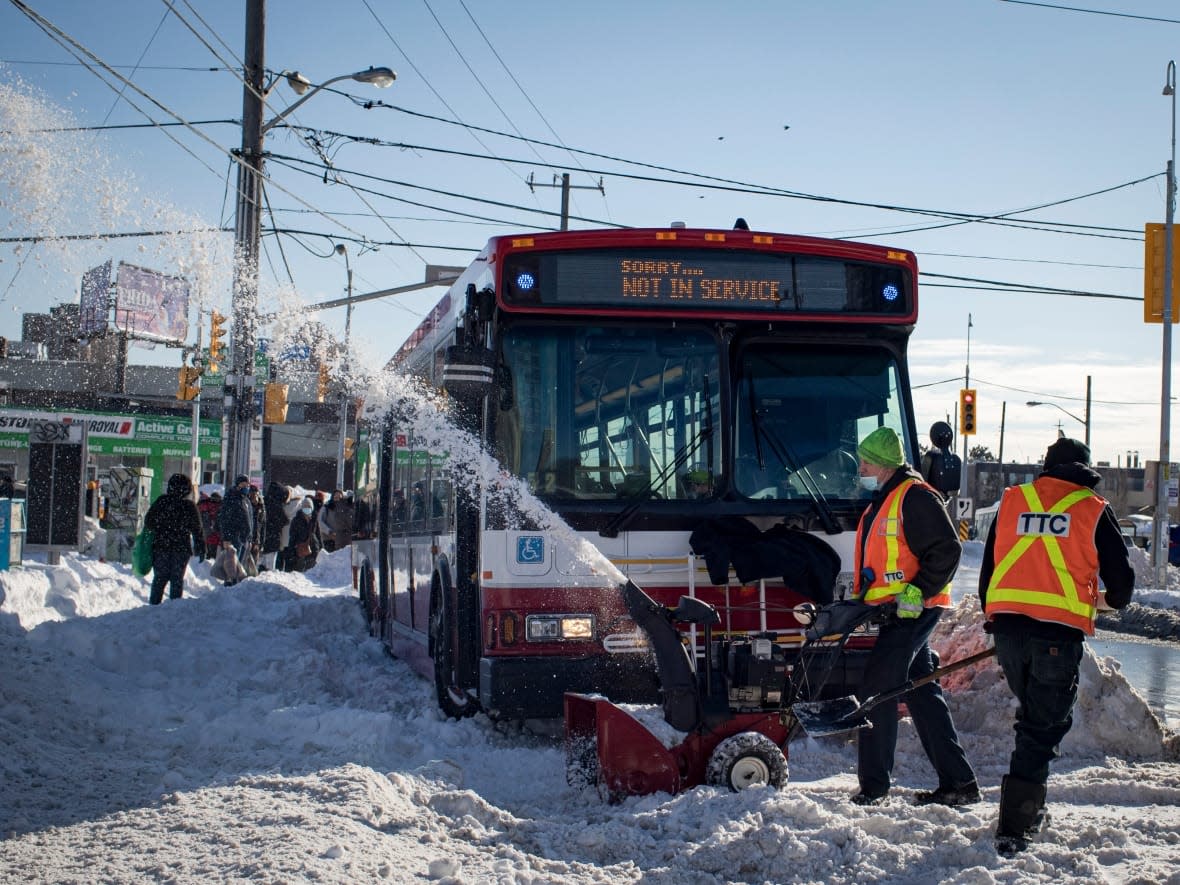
[858,646,997,715]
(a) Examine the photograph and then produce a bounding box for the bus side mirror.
[922,421,961,494]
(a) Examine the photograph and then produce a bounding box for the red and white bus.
[353,224,955,720]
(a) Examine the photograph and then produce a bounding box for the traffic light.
[343,436,355,460]
[177,366,201,401]
[317,363,330,403]
[208,311,227,372]
[959,388,977,435]
[263,382,289,424]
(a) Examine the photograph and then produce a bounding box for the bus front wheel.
[430,588,477,720]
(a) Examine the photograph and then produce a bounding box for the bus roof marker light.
[882,283,900,303]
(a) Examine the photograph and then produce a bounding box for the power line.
[919,271,1137,302]
[0,227,228,243]
[0,58,228,71]
[3,119,239,133]
[916,374,1160,407]
[273,122,1156,240]
[998,0,1180,25]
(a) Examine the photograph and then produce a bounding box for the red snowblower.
[564,580,882,800]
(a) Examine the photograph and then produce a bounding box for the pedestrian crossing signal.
[959,388,977,435]
[177,366,201,401]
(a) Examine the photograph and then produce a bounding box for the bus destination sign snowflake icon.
[516,536,544,564]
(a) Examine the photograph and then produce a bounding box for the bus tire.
[430,584,476,720]
[705,732,788,792]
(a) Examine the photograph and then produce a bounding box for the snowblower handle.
[791,646,997,738]
[863,646,996,710]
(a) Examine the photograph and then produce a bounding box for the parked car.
[1169,524,1180,567]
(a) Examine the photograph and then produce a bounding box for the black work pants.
[994,630,1083,784]
[856,606,976,798]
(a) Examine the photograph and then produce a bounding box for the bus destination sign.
[503,248,911,316]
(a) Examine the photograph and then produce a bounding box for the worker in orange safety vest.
[848,426,979,809]
[980,436,1133,855]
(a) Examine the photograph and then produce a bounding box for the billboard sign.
[79,260,112,336]
[113,262,190,342]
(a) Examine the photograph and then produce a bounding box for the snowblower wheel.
[706,732,789,792]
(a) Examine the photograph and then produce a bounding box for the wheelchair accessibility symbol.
[516,535,544,564]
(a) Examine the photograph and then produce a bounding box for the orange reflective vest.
[984,477,1105,634]
[853,477,952,608]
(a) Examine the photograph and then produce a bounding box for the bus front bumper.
[479,653,660,720]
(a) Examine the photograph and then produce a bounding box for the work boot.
[850,790,887,806]
[995,775,1047,856]
[914,781,982,807]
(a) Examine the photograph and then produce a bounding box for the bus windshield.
[734,343,909,501]
[497,323,721,500]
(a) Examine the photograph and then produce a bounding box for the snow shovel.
[790,646,996,738]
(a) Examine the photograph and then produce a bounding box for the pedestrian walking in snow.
[142,473,204,605]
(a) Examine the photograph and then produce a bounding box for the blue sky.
[1,0,1178,469]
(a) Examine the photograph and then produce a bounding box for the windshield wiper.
[601,372,714,538]
[745,379,842,535]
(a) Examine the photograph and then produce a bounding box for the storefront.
[0,408,221,499]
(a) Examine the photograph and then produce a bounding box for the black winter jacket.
[216,486,254,546]
[979,462,1134,641]
[263,482,290,553]
[144,489,204,555]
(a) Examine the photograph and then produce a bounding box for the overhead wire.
[97,6,170,126]
[420,0,546,166]
[266,151,619,228]
[2,5,1154,313]
[998,0,1180,25]
[271,122,1154,240]
[9,0,227,181]
[359,0,532,191]
[456,0,603,201]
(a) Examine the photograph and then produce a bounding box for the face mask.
[301,506,313,515]
[858,475,879,492]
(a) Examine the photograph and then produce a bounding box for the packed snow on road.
[1,543,1178,885]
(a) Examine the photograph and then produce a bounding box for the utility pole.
[997,400,1006,501]
[962,313,972,495]
[1156,60,1176,590]
[225,0,266,482]
[527,172,604,230]
[335,244,353,490]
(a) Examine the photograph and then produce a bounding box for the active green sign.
[0,408,221,460]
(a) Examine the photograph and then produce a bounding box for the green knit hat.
[858,427,905,468]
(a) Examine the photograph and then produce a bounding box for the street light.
[1025,401,1089,446]
[224,47,395,484]
[1157,60,1176,588]
[263,67,396,132]
[333,243,353,490]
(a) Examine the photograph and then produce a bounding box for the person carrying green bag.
[132,527,154,577]
[142,473,205,605]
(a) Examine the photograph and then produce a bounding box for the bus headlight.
[525,614,594,641]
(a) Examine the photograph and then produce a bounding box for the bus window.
[497,324,721,500]
[734,343,907,501]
